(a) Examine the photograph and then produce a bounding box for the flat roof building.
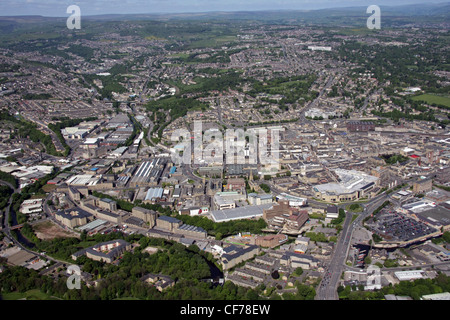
[394,270,425,281]
[210,203,273,223]
[55,208,92,228]
[313,169,379,203]
[221,244,260,270]
[72,239,131,264]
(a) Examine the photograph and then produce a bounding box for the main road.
[315,208,354,300]
[315,193,389,300]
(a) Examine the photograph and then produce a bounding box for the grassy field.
[346,204,364,213]
[1,289,61,300]
[412,94,450,108]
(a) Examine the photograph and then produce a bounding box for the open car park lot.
[368,208,439,242]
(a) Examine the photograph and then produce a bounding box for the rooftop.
[210,203,273,223]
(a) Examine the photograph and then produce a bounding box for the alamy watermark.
[66,264,81,290]
[67,5,81,30]
[170,121,280,173]
[367,5,381,30]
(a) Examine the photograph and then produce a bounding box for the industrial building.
[130,158,168,187]
[55,207,92,228]
[210,203,273,223]
[220,244,260,270]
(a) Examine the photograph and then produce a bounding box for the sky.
[0,0,448,16]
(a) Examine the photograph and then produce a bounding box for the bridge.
[10,224,25,231]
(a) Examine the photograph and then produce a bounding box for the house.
[141,273,175,292]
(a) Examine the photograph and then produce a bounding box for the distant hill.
[75,2,450,21]
[0,2,448,26]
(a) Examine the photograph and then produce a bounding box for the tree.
[260,183,271,193]
[293,267,303,276]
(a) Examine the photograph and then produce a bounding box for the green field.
[412,94,450,108]
[1,289,61,300]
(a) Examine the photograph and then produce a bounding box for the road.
[315,193,389,300]
[0,179,18,237]
[298,75,335,123]
[316,209,354,300]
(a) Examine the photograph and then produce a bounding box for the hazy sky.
[0,0,448,16]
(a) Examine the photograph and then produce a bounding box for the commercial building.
[275,193,307,207]
[346,121,375,132]
[76,219,108,234]
[308,46,332,51]
[198,166,223,177]
[213,191,245,210]
[248,193,273,206]
[326,206,339,219]
[178,206,209,216]
[263,200,309,232]
[284,211,309,231]
[255,234,288,248]
[210,203,273,223]
[394,270,425,281]
[413,178,433,194]
[20,199,44,215]
[263,199,293,220]
[225,178,246,192]
[312,169,379,202]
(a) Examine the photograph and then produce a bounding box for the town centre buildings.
[313,168,379,202]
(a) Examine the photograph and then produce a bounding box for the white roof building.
[394,270,425,281]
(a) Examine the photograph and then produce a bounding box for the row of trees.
[0,170,18,189]
[0,262,261,300]
[1,229,260,300]
[0,110,61,156]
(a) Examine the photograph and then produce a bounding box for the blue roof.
[170,166,177,174]
[145,187,164,201]
[157,215,180,224]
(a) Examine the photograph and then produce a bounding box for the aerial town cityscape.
[0,1,450,305]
